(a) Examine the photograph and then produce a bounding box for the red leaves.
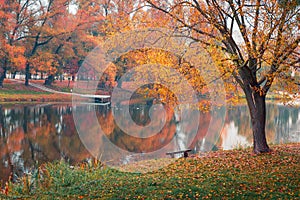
[3,182,9,195]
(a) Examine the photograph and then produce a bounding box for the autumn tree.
[76,0,139,88]
[0,0,103,86]
[41,0,104,85]
[0,0,27,87]
[0,0,70,86]
[22,0,82,86]
[146,0,300,153]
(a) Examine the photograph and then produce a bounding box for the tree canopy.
[0,0,299,153]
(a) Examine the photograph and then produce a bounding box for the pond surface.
[0,102,299,183]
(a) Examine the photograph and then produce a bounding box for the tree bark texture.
[244,87,270,153]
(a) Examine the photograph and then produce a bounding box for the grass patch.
[1,144,299,199]
[0,89,50,95]
[0,79,71,102]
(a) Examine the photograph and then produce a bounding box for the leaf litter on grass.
[2,143,299,199]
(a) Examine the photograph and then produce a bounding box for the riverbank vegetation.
[0,80,71,102]
[0,0,299,154]
[1,143,299,199]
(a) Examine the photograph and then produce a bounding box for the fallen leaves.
[2,143,299,199]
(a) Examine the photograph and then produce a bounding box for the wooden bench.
[166,149,192,158]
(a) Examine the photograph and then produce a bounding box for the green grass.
[1,144,299,199]
[0,80,71,102]
[0,90,50,95]
[60,88,72,93]
[0,83,50,95]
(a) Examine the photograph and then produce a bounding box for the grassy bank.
[0,79,71,102]
[1,143,299,199]
[1,79,298,105]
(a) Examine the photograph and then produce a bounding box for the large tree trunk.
[23,106,29,133]
[25,62,30,86]
[12,71,16,79]
[245,88,270,153]
[0,67,7,88]
[44,74,54,86]
[0,59,7,88]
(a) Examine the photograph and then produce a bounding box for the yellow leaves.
[123,48,177,68]
[252,86,265,96]
[198,100,211,112]
[3,144,299,199]
[4,44,26,69]
[30,52,59,73]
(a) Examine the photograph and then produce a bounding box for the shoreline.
[1,79,299,105]
[0,97,299,107]
[1,143,299,199]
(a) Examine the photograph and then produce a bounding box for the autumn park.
[0,0,299,199]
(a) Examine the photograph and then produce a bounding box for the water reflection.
[220,104,300,149]
[0,103,299,184]
[0,104,90,185]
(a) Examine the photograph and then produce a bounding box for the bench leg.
[184,152,189,158]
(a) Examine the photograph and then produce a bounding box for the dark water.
[0,102,299,183]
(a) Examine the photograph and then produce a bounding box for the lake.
[0,102,299,183]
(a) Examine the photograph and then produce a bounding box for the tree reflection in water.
[0,103,299,184]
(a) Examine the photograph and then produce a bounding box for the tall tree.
[32,0,103,85]
[0,0,102,86]
[22,0,74,86]
[0,0,27,87]
[146,0,300,153]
